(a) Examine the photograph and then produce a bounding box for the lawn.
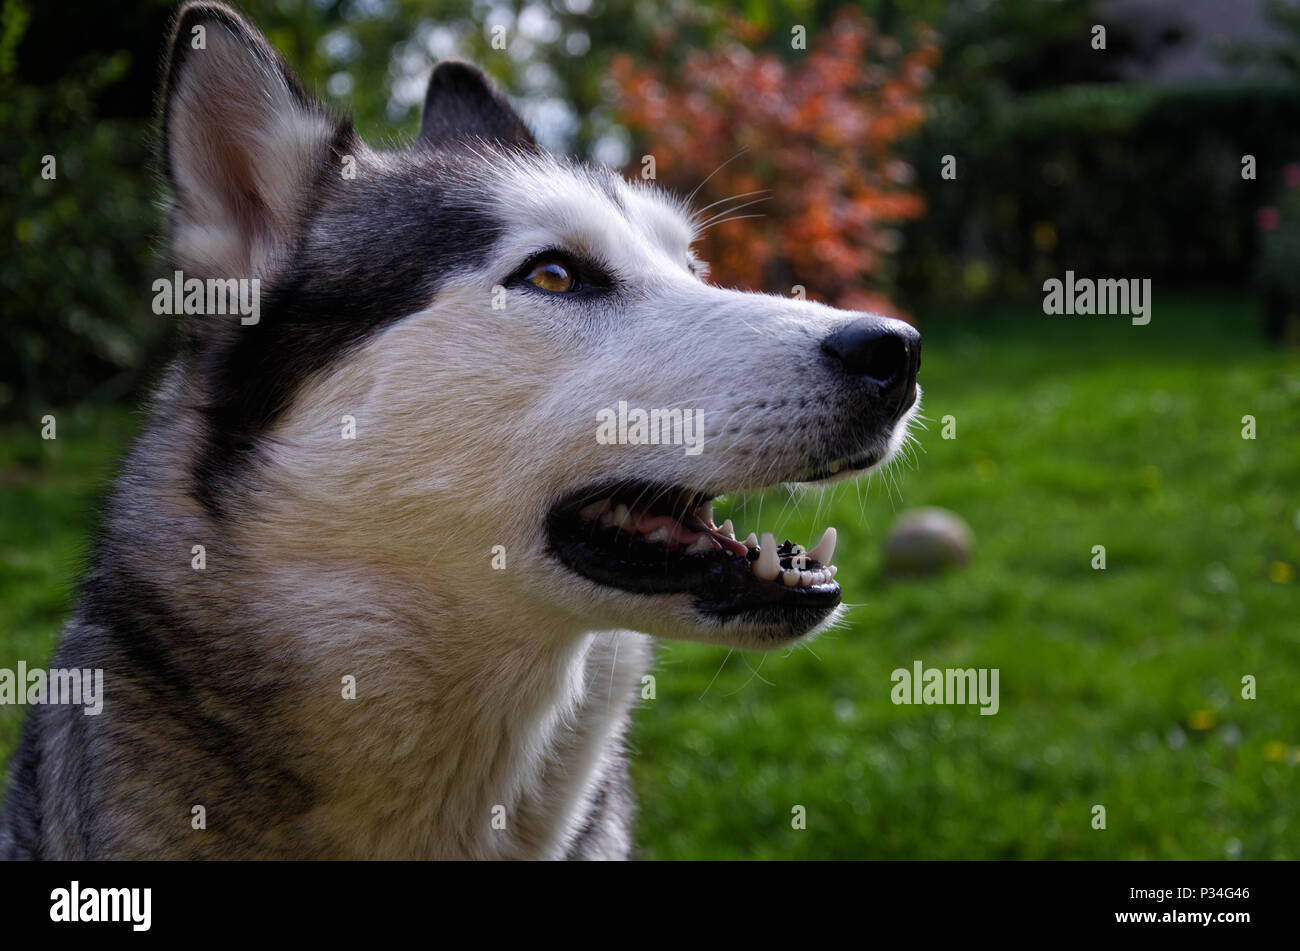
[1,293,1297,858]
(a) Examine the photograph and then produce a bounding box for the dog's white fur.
[140,11,920,859]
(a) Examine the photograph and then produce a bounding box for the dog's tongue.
[635,513,701,544]
[681,511,749,557]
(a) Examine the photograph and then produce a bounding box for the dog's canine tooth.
[612,504,633,531]
[579,498,610,522]
[718,519,735,539]
[808,526,837,566]
[698,501,714,526]
[756,533,781,581]
[743,532,758,549]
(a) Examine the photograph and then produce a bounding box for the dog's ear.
[417,60,537,150]
[160,2,348,280]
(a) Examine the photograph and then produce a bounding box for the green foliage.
[902,80,1300,303]
[1258,177,1300,304]
[886,0,1300,304]
[0,3,168,414]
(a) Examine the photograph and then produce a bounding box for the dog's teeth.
[808,526,837,566]
[718,519,735,539]
[782,568,800,586]
[644,525,673,544]
[579,499,611,522]
[699,501,714,526]
[612,504,633,531]
[755,532,780,581]
[829,565,838,578]
[685,535,715,554]
[744,532,758,549]
[799,571,816,586]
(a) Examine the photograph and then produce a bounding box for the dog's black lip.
[546,482,841,622]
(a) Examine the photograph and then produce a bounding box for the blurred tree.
[611,7,938,314]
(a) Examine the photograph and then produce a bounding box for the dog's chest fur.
[215,497,656,859]
[286,612,653,860]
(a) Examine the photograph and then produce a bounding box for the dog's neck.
[199,550,650,858]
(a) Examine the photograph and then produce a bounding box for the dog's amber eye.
[525,260,575,293]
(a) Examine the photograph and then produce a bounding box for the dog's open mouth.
[546,482,842,622]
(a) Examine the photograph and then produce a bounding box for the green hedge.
[900,80,1300,303]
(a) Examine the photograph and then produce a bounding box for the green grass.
[1,294,1297,858]
[0,405,139,763]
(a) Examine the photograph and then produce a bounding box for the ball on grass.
[883,507,974,576]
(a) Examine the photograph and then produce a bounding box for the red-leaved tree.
[610,8,938,317]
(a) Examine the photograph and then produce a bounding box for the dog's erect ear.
[160,2,347,279]
[417,60,537,150]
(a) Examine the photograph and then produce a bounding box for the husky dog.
[0,2,920,859]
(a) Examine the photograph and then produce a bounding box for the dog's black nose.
[821,317,921,414]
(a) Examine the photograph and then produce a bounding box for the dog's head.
[161,2,921,650]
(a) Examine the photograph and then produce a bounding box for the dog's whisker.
[689,188,772,221]
[723,653,774,695]
[685,148,750,206]
[695,195,772,229]
[699,648,735,701]
[696,213,768,235]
